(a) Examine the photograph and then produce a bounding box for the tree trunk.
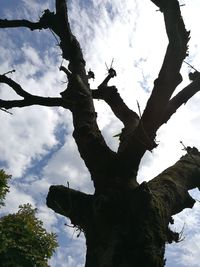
[47,184,167,267]
[47,147,200,267]
[84,186,166,267]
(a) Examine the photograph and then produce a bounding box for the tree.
[0,169,11,207]
[0,172,58,267]
[0,0,200,266]
[0,203,58,267]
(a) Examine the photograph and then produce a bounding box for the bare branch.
[0,75,69,109]
[0,19,44,31]
[46,185,93,228]
[52,1,118,192]
[141,0,190,136]
[92,86,139,129]
[114,0,190,183]
[149,147,200,215]
[0,75,31,98]
[0,107,13,115]
[161,77,200,125]
[61,74,117,193]
[59,65,72,78]
[55,0,69,22]
[0,97,65,109]
[92,68,139,138]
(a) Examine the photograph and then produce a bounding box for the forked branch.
[116,0,190,181]
[92,69,139,132]
[0,74,68,109]
[161,76,200,125]
[141,0,190,135]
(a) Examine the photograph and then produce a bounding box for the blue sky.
[1,1,200,267]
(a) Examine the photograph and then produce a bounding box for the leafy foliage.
[0,169,11,207]
[0,203,58,267]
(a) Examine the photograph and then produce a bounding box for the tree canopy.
[0,169,11,207]
[0,172,58,267]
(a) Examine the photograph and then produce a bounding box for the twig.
[180,141,200,168]
[184,61,199,72]
[156,4,185,12]
[136,100,156,150]
[2,69,15,76]
[136,100,142,118]
[0,108,13,115]
[49,28,60,46]
[178,223,185,242]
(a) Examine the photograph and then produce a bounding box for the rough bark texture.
[1,0,200,266]
[47,148,200,267]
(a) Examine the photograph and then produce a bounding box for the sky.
[0,0,200,266]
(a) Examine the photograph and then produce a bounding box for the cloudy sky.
[0,0,200,266]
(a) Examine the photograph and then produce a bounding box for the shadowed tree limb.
[92,84,139,132]
[63,73,117,192]
[0,74,117,193]
[0,74,68,109]
[0,98,65,109]
[160,77,200,125]
[53,0,86,79]
[0,3,86,77]
[115,0,190,183]
[0,1,117,193]
[52,1,118,192]
[46,185,93,228]
[0,75,34,98]
[141,0,190,136]
[91,69,140,161]
[0,19,44,30]
[49,0,118,192]
[149,147,200,217]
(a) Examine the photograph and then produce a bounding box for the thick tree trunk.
[47,148,200,267]
[47,184,167,267]
[84,186,166,267]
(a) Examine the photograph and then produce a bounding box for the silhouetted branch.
[0,75,31,98]
[52,0,117,192]
[0,75,68,109]
[92,69,140,150]
[161,77,200,125]
[149,147,200,216]
[115,0,190,183]
[47,185,93,228]
[141,0,190,136]
[92,86,139,129]
[0,19,44,30]
[0,97,65,109]
[59,66,72,78]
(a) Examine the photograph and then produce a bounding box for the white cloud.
[0,185,35,215]
[36,204,59,232]
[49,245,85,267]
[43,134,94,193]
[0,106,59,177]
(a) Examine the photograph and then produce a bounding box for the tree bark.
[47,147,200,267]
